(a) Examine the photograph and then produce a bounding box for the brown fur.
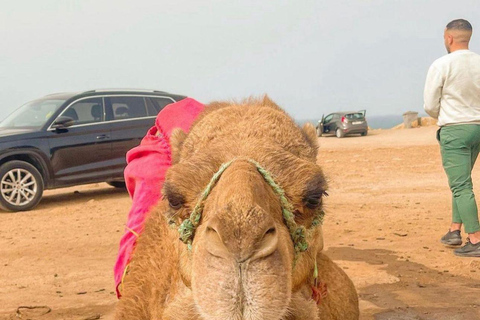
[115,97,359,320]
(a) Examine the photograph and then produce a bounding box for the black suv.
[0,89,186,212]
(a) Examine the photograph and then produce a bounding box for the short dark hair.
[446,19,473,31]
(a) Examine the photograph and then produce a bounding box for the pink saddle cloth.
[114,97,204,298]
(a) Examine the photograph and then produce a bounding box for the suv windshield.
[0,99,65,129]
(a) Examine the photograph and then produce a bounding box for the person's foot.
[454,239,480,257]
[440,230,462,246]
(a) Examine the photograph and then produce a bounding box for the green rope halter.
[177,159,324,255]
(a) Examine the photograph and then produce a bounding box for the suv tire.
[336,128,345,138]
[316,123,324,137]
[0,161,44,212]
[316,127,323,137]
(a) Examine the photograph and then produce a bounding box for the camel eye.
[304,191,326,209]
[163,182,185,210]
[303,173,327,210]
[305,195,322,209]
[168,198,183,210]
[166,192,185,210]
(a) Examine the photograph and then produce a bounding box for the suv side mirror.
[51,116,75,129]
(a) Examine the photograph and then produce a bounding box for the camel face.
[191,161,294,319]
[162,98,328,320]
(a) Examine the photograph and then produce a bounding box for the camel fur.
[115,96,359,320]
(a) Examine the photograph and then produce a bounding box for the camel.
[115,97,359,320]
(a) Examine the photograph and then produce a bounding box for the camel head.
[163,97,327,320]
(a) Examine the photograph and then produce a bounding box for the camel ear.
[302,122,319,156]
[170,128,188,164]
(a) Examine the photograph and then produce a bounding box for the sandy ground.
[1,125,480,320]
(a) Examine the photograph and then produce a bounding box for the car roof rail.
[82,88,168,94]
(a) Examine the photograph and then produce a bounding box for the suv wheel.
[0,161,44,212]
[316,127,323,137]
[316,123,323,137]
[361,131,368,136]
[336,128,345,138]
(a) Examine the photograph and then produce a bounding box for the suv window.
[106,97,147,120]
[1,98,65,129]
[148,97,175,113]
[145,98,157,116]
[345,113,365,120]
[324,114,333,123]
[62,98,103,125]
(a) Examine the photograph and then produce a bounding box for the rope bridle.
[173,158,325,258]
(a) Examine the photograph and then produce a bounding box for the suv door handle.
[96,134,110,140]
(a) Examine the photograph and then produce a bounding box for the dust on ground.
[1,125,479,320]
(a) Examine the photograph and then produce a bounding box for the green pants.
[439,124,480,234]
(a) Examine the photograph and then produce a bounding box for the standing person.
[424,19,480,257]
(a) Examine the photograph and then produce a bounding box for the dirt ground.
[1,125,480,320]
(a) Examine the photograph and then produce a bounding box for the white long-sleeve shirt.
[424,50,480,126]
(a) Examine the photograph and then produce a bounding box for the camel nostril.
[206,226,217,234]
[265,227,276,236]
[204,224,231,259]
[251,226,278,261]
[205,225,221,243]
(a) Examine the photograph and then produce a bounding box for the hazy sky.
[1,0,479,122]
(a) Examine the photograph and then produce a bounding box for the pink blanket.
[114,97,205,298]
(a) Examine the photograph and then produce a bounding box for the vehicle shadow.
[324,246,480,320]
[35,185,128,211]
[319,135,366,139]
[319,131,380,139]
